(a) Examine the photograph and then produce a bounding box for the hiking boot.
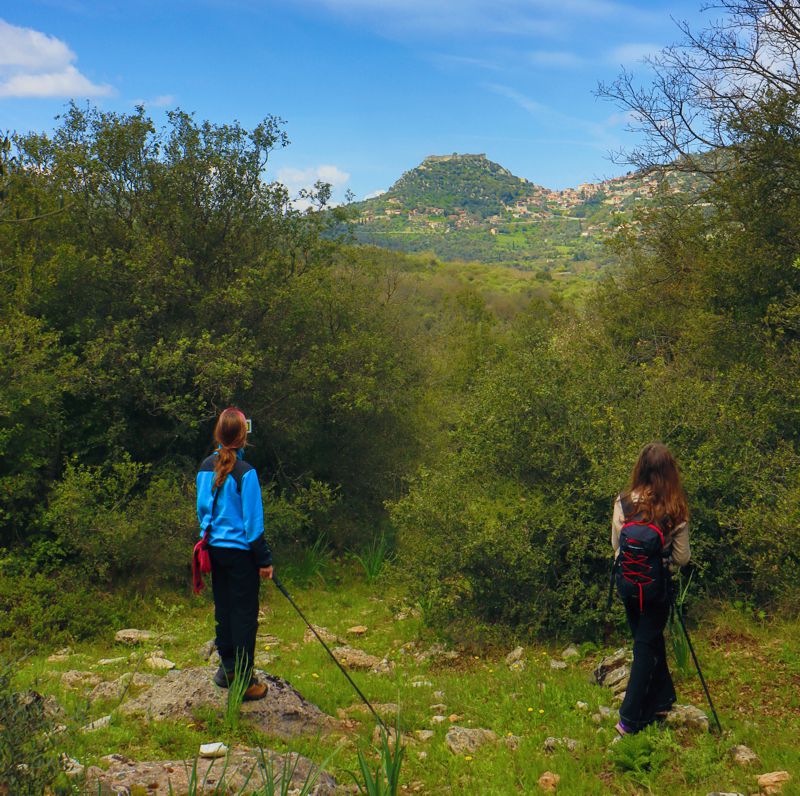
[243,678,268,701]
[213,665,235,688]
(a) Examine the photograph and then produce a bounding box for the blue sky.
[1,0,708,201]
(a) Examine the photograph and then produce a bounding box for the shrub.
[0,660,63,795]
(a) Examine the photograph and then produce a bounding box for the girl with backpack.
[196,407,274,701]
[612,442,690,735]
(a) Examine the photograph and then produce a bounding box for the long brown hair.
[213,407,248,489]
[623,442,688,537]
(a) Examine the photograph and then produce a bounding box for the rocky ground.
[8,580,799,794]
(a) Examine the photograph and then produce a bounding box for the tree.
[598,1,800,176]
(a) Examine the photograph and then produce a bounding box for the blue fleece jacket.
[196,449,272,567]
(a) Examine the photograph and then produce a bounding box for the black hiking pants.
[619,597,676,732]
[209,546,260,678]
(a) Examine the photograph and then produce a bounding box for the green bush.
[0,660,63,794]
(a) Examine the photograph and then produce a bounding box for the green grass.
[6,564,800,794]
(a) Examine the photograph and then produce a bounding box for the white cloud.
[133,94,176,108]
[0,18,113,99]
[607,42,660,65]
[276,164,351,210]
[278,164,351,190]
[364,189,386,199]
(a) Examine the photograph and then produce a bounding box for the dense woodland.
[2,0,800,652]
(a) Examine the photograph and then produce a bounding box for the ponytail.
[213,407,248,489]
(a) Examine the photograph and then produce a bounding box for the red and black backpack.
[613,494,670,611]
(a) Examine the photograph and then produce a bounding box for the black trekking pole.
[671,595,723,735]
[271,574,389,735]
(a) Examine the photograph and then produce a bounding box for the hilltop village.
[346,153,702,272]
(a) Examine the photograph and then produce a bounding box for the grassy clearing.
[8,565,800,794]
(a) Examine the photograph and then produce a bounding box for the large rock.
[757,771,791,795]
[445,726,497,755]
[84,748,338,795]
[603,666,630,695]
[594,648,631,685]
[89,673,158,703]
[119,667,342,739]
[332,646,394,674]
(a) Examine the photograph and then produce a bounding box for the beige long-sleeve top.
[611,495,691,567]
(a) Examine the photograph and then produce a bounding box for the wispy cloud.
[364,188,386,199]
[484,82,620,148]
[0,18,113,99]
[292,0,661,39]
[528,50,585,68]
[606,42,661,65]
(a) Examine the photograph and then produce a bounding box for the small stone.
[303,625,341,645]
[730,745,759,767]
[431,715,447,724]
[332,646,393,674]
[97,657,126,666]
[561,645,579,660]
[448,714,461,723]
[417,751,428,761]
[445,726,497,755]
[61,671,102,690]
[576,701,588,711]
[430,703,447,711]
[538,771,560,792]
[509,660,526,672]
[433,690,445,699]
[592,713,603,724]
[145,656,176,671]
[199,640,216,660]
[757,771,791,795]
[598,706,611,718]
[115,629,154,645]
[504,734,521,751]
[543,737,579,753]
[347,626,368,636]
[412,680,432,688]
[505,646,525,665]
[550,659,567,670]
[60,755,84,777]
[706,792,745,796]
[665,704,709,732]
[81,714,111,732]
[199,742,227,759]
[415,730,434,742]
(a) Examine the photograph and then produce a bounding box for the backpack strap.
[619,492,637,521]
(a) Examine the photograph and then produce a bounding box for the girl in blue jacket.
[197,407,273,700]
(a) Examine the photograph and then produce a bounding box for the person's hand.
[259,566,274,580]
